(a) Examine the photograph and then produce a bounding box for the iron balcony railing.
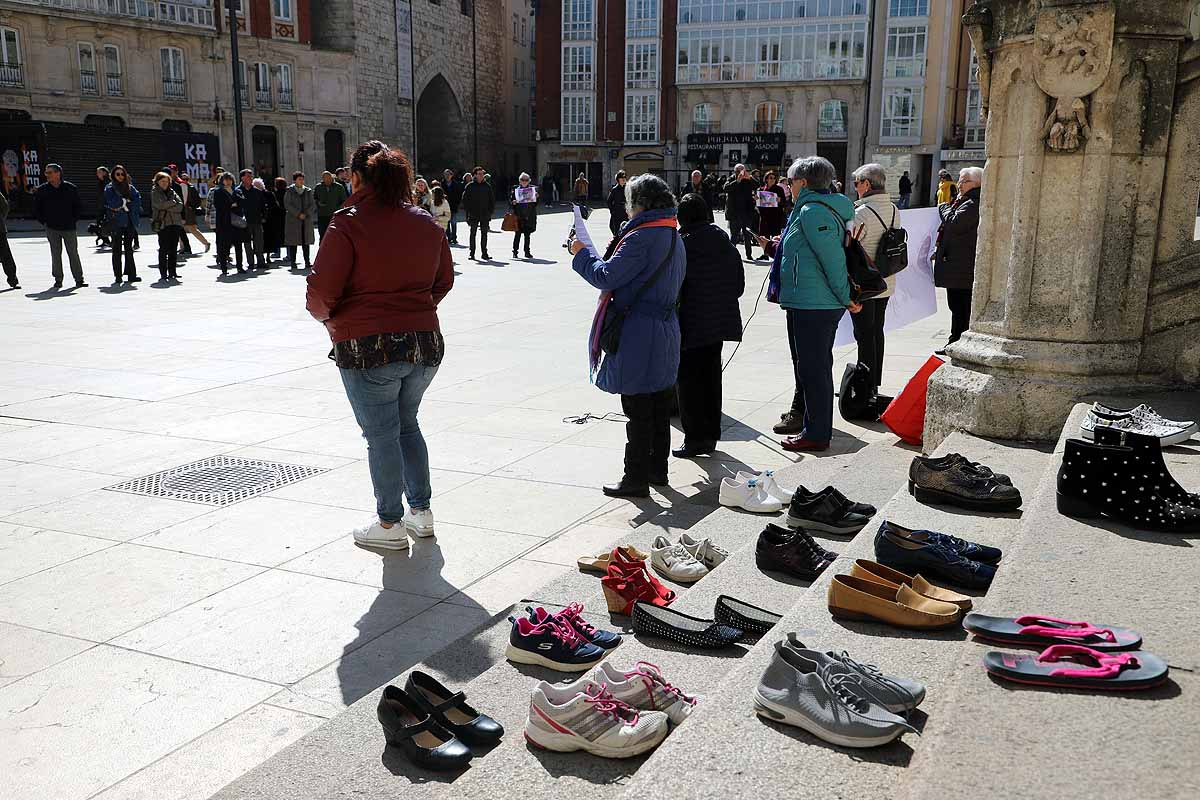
[277,88,293,110]
[81,68,99,95]
[106,72,122,95]
[162,76,187,99]
[0,62,23,88]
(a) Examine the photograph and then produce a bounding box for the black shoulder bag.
[862,204,909,278]
[804,200,887,302]
[599,232,678,356]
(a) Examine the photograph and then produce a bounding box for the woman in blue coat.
[569,174,686,498]
[103,165,142,283]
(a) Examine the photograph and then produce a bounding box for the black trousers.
[785,311,805,417]
[157,226,181,279]
[287,244,312,267]
[317,217,332,240]
[0,226,16,286]
[621,388,674,484]
[850,296,890,391]
[512,230,531,255]
[469,220,489,256]
[946,288,972,344]
[217,231,247,270]
[728,218,753,257]
[111,228,137,280]
[677,342,724,444]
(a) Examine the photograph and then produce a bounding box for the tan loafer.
[577,545,650,574]
[849,559,973,613]
[827,575,961,630]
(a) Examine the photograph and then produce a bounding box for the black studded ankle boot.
[1057,438,1200,532]
[1092,426,1200,508]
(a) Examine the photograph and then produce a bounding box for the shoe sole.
[523,722,668,758]
[352,534,409,551]
[752,691,904,748]
[755,556,827,582]
[827,605,960,630]
[650,560,707,584]
[504,643,604,672]
[1082,425,1194,447]
[784,514,866,535]
[719,498,784,514]
[908,481,1021,511]
[403,520,435,538]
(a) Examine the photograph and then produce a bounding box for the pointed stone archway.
[416,74,468,177]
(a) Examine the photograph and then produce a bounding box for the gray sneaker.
[755,641,915,748]
[782,633,925,713]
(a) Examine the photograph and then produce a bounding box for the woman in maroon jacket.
[307,140,454,551]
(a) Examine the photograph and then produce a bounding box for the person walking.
[212,172,248,275]
[934,167,983,354]
[443,169,463,244]
[177,173,209,253]
[606,170,628,237]
[673,192,745,457]
[266,176,287,259]
[766,156,861,453]
[462,166,494,261]
[568,174,686,498]
[306,140,454,550]
[103,165,142,284]
[755,171,787,260]
[573,172,589,205]
[723,164,758,260]
[284,171,317,269]
[150,171,184,283]
[34,164,87,289]
[850,163,901,396]
[0,189,19,289]
[236,169,268,270]
[509,172,538,259]
[898,170,913,209]
[93,166,111,248]
[314,171,348,240]
[430,185,452,234]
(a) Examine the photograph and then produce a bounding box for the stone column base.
[923,331,1163,450]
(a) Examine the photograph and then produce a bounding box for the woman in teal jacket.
[774,156,859,451]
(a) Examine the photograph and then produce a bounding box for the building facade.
[0,0,357,212]
[498,0,537,185]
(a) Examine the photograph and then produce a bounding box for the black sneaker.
[773,411,805,435]
[755,523,837,581]
[792,485,876,518]
[786,487,871,534]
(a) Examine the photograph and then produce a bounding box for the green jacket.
[314,181,348,218]
[778,188,853,310]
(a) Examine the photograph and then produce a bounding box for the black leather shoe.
[603,478,650,498]
[405,670,503,746]
[755,524,837,581]
[672,440,716,458]
[785,488,871,534]
[377,685,472,770]
[792,485,876,517]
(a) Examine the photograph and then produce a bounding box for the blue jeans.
[786,307,845,443]
[339,362,438,523]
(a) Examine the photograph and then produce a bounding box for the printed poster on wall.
[0,132,43,216]
[396,1,413,102]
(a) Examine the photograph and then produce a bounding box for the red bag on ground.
[880,354,945,446]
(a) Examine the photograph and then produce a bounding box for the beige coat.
[431,200,452,230]
[852,192,900,299]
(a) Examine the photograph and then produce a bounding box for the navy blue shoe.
[874,522,997,591]
[504,614,606,672]
[527,604,622,651]
[880,521,1001,564]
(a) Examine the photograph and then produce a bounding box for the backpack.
[861,205,909,278]
[838,362,876,421]
[804,200,888,302]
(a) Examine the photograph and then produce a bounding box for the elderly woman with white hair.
[569,174,686,497]
[850,162,901,396]
[933,166,983,353]
[509,172,539,259]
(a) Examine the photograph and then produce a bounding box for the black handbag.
[599,233,678,355]
[838,362,876,421]
[805,200,888,302]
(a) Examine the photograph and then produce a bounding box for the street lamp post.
[228,0,246,171]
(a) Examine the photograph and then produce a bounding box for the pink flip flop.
[984,645,1168,691]
[963,613,1142,651]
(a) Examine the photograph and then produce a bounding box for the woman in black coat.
[933,167,982,353]
[509,172,538,259]
[266,176,287,259]
[673,192,746,457]
[606,170,628,236]
[212,172,248,275]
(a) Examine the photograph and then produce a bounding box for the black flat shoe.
[603,478,650,498]
[377,685,472,771]
[714,595,782,636]
[405,670,503,746]
[648,473,669,487]
[632,601,745,649]
[672,440,716,458]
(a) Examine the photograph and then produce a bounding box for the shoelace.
[628,661,697,706]
[558,603,596,636]
[819,663,918,734]
[545,616,585,650]
[928,543,982,573]
[584,686,639,724]
[831,651,912,701]
[661,543,697,564]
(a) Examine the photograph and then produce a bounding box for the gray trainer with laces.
[782,633,924,713]
[755,641,915,748]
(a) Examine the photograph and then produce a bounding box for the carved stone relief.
[1033,3,1115,153]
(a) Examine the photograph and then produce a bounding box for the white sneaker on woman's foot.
[403,508,435,538]
[352,521,409,550]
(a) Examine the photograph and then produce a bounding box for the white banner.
[834,207,941,347]
[396,1,413,102]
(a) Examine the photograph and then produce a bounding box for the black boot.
[1092,427,1200,507]
[1057,438,1200,531]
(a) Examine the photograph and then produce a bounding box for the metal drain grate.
[106,456,327,507]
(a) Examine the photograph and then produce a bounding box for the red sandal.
[602,562,674,615]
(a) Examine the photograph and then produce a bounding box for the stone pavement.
[0,208,950,800]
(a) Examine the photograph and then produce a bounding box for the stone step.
[614,432,1055,800]
[208,440,915,800]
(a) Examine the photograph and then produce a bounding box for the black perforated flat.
[632,602,745,650]
[714,595,782,636]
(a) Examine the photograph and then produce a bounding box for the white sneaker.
[736,469,791,504]
[719,476,785,513]
[402,508,435,538]
[650,535,708,583]
[677,533,728,570]
[586,660,700,726]
[1081,406,1194,446]
[525,681,669,758]
[351,520,409,551]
